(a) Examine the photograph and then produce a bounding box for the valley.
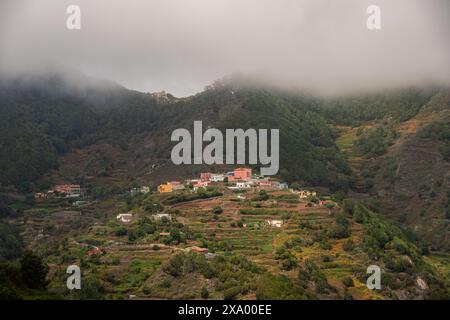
[15,182,411,299]
[0,74,449,300]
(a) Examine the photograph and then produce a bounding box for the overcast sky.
[1,0,449,96]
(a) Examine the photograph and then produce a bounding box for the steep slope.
[0,74,354,193]
[333,91,450,250]
[0,73,160,189]
[1,73,450,300]
[373,113,450,250]
[14,186,450,300]
[2,72,449,251]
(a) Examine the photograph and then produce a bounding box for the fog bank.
[1,0,449,96]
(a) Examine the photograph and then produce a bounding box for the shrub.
[251,190,269,201]
[342,276,354,287]
[114,226,127,237]
[256,274,306,300]
[223,286,241,300]
[20,251,49,290]
[201,286,209,299]
[212,206,223,214]
[281,257,298,271]
[142,287,152,295]
[343,240,354,252]
[342,199,355,215]
[328,213,351,239]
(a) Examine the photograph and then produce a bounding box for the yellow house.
[298,190,317,199]
[158,183,173,193]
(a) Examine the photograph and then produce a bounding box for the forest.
[0,74,447,194]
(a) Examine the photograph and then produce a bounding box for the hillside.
[329,89,450,250]
[3,184,449,300]
[0,72,449,300]
[372,110,450,250]
[0,74,355,192]
[3,74,448,194]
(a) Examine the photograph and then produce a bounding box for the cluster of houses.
[295,190,317,199]
[156,168,289,193]
[157,181,186,193]
[130,186,150,196]
[116,212,172,224]
[116,213,134,223]
[34,184,82,200]
[266,219,284,228]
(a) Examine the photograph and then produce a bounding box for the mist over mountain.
[0,71,447,188]
[1,0,449,96]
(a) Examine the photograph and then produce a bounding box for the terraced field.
[20,185,448,300]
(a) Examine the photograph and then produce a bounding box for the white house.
[193,181,210,192]
[172,184,185,191]
[130,186,150,196]
[210,174,225,182]
[140,186,150,194]
[168,181,185,191]
[117,213,133,223]
[266,219,283,228]
[236,182,251,189]
[153,213,171,220]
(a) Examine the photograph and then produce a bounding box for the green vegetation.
[0,250,51,299]
[161,252,262,299]
[355,123,399,158]
[212,206,223,214]
[164,190,222,205]
[328,213,351,239]
[320,87,437,126]
[0,222,23,261]
[418,120,450,161]
[351,203,450,299]
[20,251,49,290]
[1,74,449,300]
[274,247,298,271]
[216,89,353,191]
[252,190,269,201]
[256,274,308,300]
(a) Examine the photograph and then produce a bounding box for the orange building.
[232,168,252,181]
[157,183,173,193]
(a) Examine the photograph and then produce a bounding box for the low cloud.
[1,0,449,96]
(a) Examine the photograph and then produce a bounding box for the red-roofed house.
[200,172,212,181]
